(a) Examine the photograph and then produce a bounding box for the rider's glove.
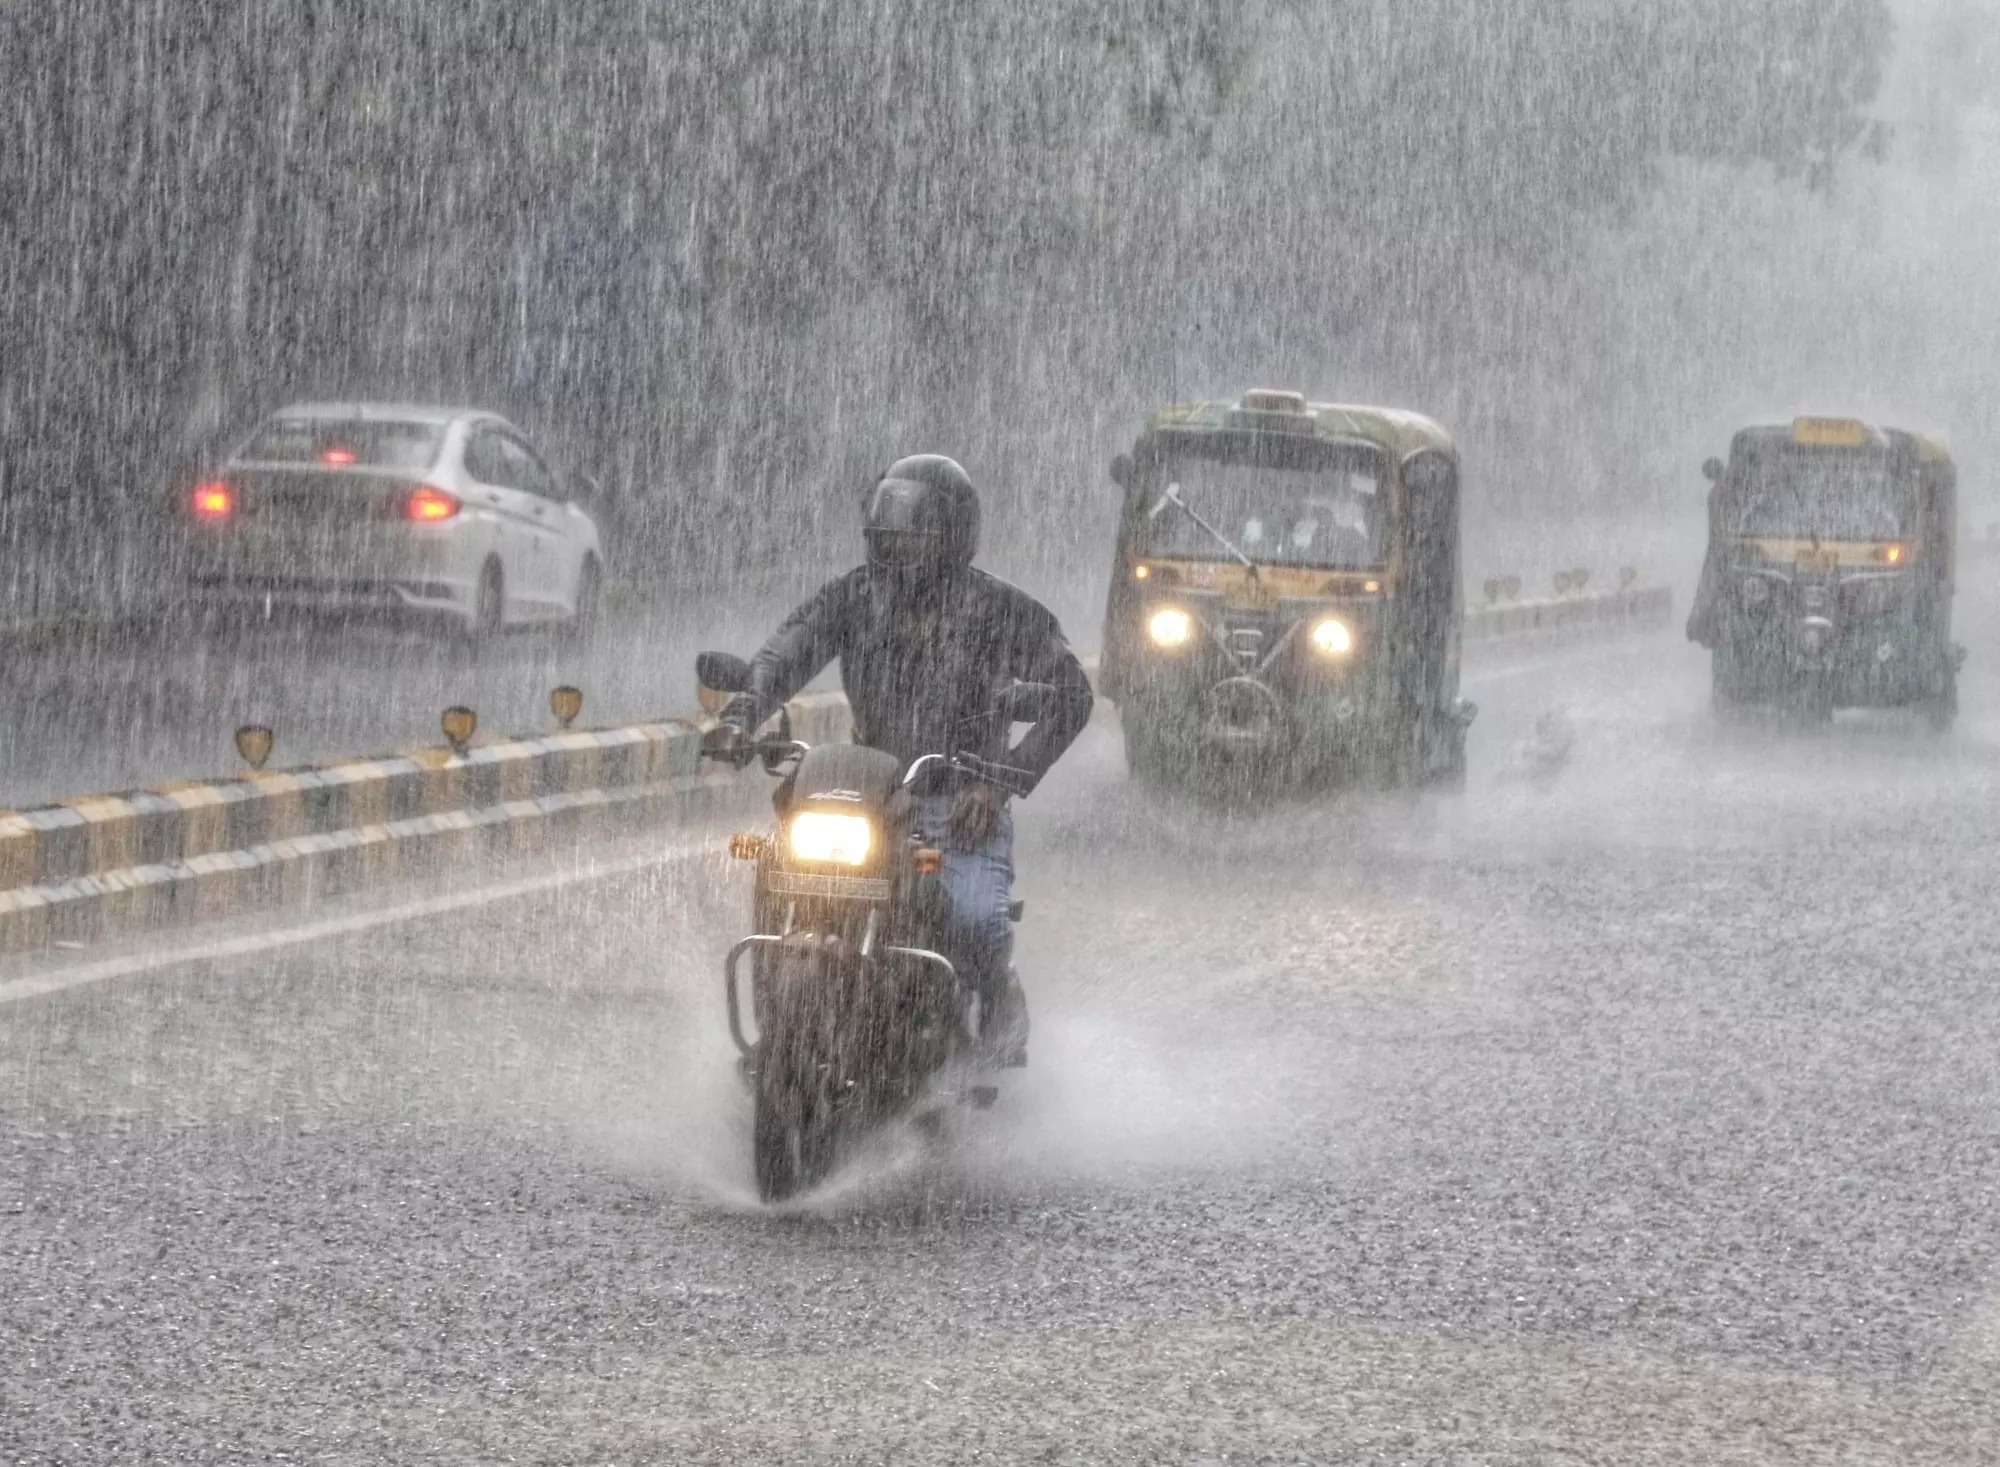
[949,779,1009,847]
[700,717,755,769]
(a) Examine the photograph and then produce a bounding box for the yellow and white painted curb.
[1463,585,1672,642]
[0,694,852,953]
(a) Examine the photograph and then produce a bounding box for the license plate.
[766,871,891,901]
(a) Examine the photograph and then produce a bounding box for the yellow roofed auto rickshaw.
[1099,390,1476,790]
[1686,416,1964,728]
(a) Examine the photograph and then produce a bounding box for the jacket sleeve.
[728,575,851,730]
[963,611,1094,799]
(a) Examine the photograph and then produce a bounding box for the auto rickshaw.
[1686,416,1963,727]
[1099,389,1475,789]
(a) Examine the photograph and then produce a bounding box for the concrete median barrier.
[0,695,852,954]
[1463,584,1672,642]
[0,579,1669,956]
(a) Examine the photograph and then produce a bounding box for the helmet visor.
[865,479,946,565]
[868,529,941,566]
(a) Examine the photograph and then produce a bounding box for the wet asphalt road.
[5,617,2000,1463]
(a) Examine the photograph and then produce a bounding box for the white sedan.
[178,403,604,637]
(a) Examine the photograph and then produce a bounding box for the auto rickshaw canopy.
[1140,394,1457,465]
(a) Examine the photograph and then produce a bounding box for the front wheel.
[1711,644,1751,719]
[1922,664,1959,733]
[752,1065,834,1204]
[1122,714,1187,786]
[1424,720,1468,791]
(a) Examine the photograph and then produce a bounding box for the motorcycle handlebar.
[700,727,810,774]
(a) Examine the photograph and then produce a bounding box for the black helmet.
[863,454,980,572]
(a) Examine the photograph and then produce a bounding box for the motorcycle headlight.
[787,811,873,866]
[1739,576,1771,609]
[1308,616,1353,657]
[1148,607,1193,648]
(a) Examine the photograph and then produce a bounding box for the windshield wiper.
[1149,484,1259,577]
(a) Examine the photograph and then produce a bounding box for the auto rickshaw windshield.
[1728,449,1914,541]
[1146,440,1387,569]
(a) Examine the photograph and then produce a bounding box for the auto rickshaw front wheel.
[1922,666,1958,733]
[1122,715,1190,787]
[1783,678,1835,725]
[1711,645,1754,720]
[1425,722,1469,792]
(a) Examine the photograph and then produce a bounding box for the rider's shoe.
[982,971,1030,1069]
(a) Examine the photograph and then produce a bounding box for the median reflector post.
[234,725,275,771]
[441,706,477,758]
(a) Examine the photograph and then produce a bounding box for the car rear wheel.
[467,558,504,641]
[562,556,600,646]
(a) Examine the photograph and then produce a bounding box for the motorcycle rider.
[701,454,1093,1065]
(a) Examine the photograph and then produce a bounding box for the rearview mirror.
[1110,453,1133,489]
[696,651,753,715]
[1701,457,1724,483]
[696,651,753,693]
[234,724,275,771]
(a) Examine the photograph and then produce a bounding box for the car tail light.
[406,485,460,522]
[320,447,358,466]
[191,481,233,519]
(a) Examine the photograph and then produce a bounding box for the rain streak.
[2,2,1999,1463]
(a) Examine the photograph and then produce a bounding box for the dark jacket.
[727,566,1094,797]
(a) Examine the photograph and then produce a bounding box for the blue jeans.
[912,792,1014,1002]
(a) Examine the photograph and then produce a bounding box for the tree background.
[6,0,1984,620]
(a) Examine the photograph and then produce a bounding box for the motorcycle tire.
[753,1068,836,1204]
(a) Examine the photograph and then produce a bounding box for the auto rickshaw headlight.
[1309,616,1354,657]
[1739,576,1771,609]
[1147,607,1194,648]
[787,811,873,866]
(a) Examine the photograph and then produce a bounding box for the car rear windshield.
[1145,436,1388,569]
[240,418,444,471]
[1728,448,1913,541]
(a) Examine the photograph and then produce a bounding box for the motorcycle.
[695,651,1054,1202]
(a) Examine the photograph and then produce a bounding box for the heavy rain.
[3,1,1999,1461]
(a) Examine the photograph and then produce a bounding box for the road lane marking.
[0,837,712,1008]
